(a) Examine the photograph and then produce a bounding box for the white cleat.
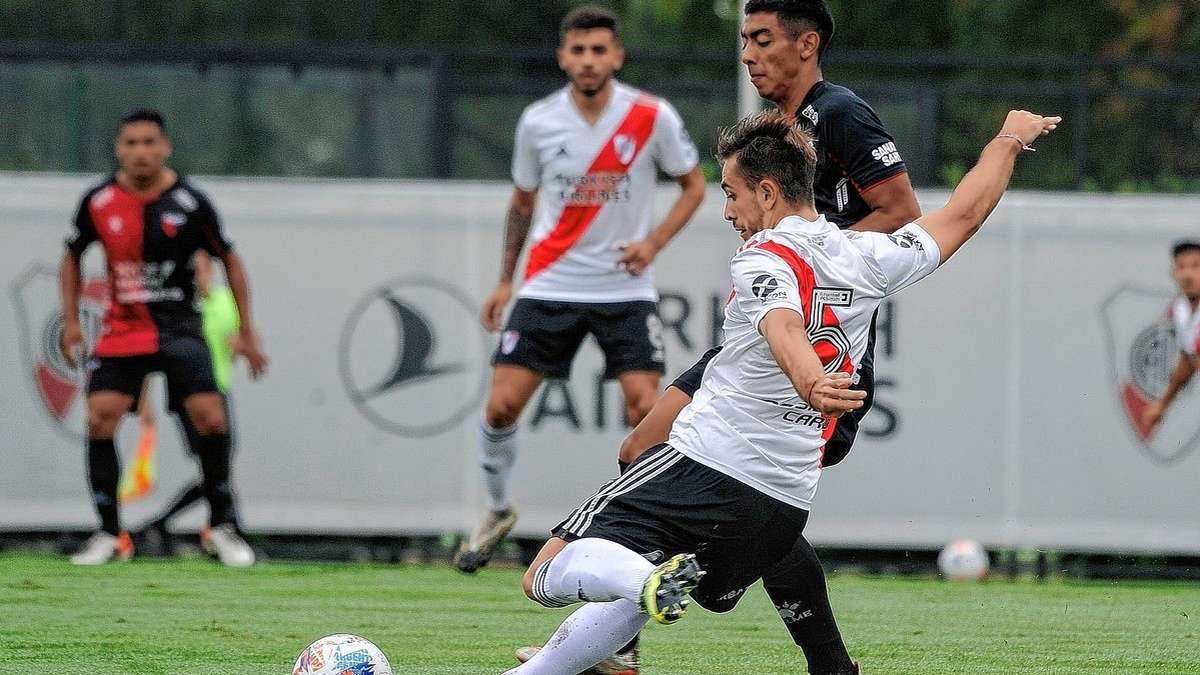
[70,531,134,565]
[454,507,518,574]
[208,524,255,567]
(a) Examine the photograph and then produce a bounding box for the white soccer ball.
[293,634,393,675]
[937,538,990,581]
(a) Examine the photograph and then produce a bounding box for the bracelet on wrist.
[995,133,1035,152]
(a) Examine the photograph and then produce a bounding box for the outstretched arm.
[917,111,1061,265]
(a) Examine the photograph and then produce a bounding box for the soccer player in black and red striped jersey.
[60,108,267,566]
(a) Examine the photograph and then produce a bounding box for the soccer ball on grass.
[293,633,393,675]
[937,538,989,581]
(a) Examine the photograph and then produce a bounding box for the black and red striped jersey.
[67,175,232,357]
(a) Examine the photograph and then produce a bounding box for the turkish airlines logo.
[1101,285,1200,466]
[338,278,490,437]
[11,264,107,440]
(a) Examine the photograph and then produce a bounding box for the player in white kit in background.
[502,108,1060,675]
[455,4,706,574]
[1141,239,1200,434]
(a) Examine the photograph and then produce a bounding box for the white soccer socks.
[479,421,519,512]
[529,537,654,608]
[503,599,648,675]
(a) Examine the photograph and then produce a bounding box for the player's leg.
[759,536,858,675]
[592,301,666,428]
[618,385,691,467]
[164,335,253,567]
[71,356,143,564]
[616,371,661,427]
[457,299,587,573]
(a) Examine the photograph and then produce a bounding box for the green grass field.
[2,551,1198,674]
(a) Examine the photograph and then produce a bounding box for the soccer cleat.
[70,530,134,564]
[515,645,640,675]
[207,523,255,567]
[453,507,518,574]
[639,553,704,625]
[853,661,863,674]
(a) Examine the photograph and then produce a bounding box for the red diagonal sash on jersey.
[757,240,857,455]
[524,96,660,282]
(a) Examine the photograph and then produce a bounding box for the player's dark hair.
[1173,239,1200,259]
[745,0,835,63]
[718,109,816,206]
[560,4,620,42]
[118,108,167,135]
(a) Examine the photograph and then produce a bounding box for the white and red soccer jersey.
[511,81,699,303]
[1169,296,1200,361]
[668,215,940,510]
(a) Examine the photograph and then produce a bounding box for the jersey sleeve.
[193,191,233,257]
[510,112,541,192]
[670,346,723,397]
[821,97,907,193]
[731,244,811,335]
[862,222,941,295]
[65,193,98,255]
[649,100,700,178]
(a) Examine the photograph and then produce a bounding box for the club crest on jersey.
[1100,285,1200,466]
[161,212,186,237]
[613,134,637,166]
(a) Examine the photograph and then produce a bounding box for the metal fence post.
[428,50,455,179]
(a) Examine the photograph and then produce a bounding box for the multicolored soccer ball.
[293,634,393,675]
[937,538,990,581]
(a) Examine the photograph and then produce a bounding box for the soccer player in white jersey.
[501,108,1059,675]
[454,5,706,575]
[1141,239,1200,434]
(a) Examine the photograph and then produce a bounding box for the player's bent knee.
[484,400,524,430]
[521,565,538,600]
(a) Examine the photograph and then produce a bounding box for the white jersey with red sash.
[668,216,940,510]
[511,81,699,303]
[1170,296,1200,362]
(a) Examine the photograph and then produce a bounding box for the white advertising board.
[2,173,1197,553]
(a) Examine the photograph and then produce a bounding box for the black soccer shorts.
[87,332,219,402]
[552,443,809,604]
[492,298,665,379]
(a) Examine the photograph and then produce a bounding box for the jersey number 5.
[807,287,853,374]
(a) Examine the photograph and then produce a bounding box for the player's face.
[740,12,806,106]
[558,28,624,97]
[115,121,171,179]
[1173,249,1200,299]
[720,156,767,241]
